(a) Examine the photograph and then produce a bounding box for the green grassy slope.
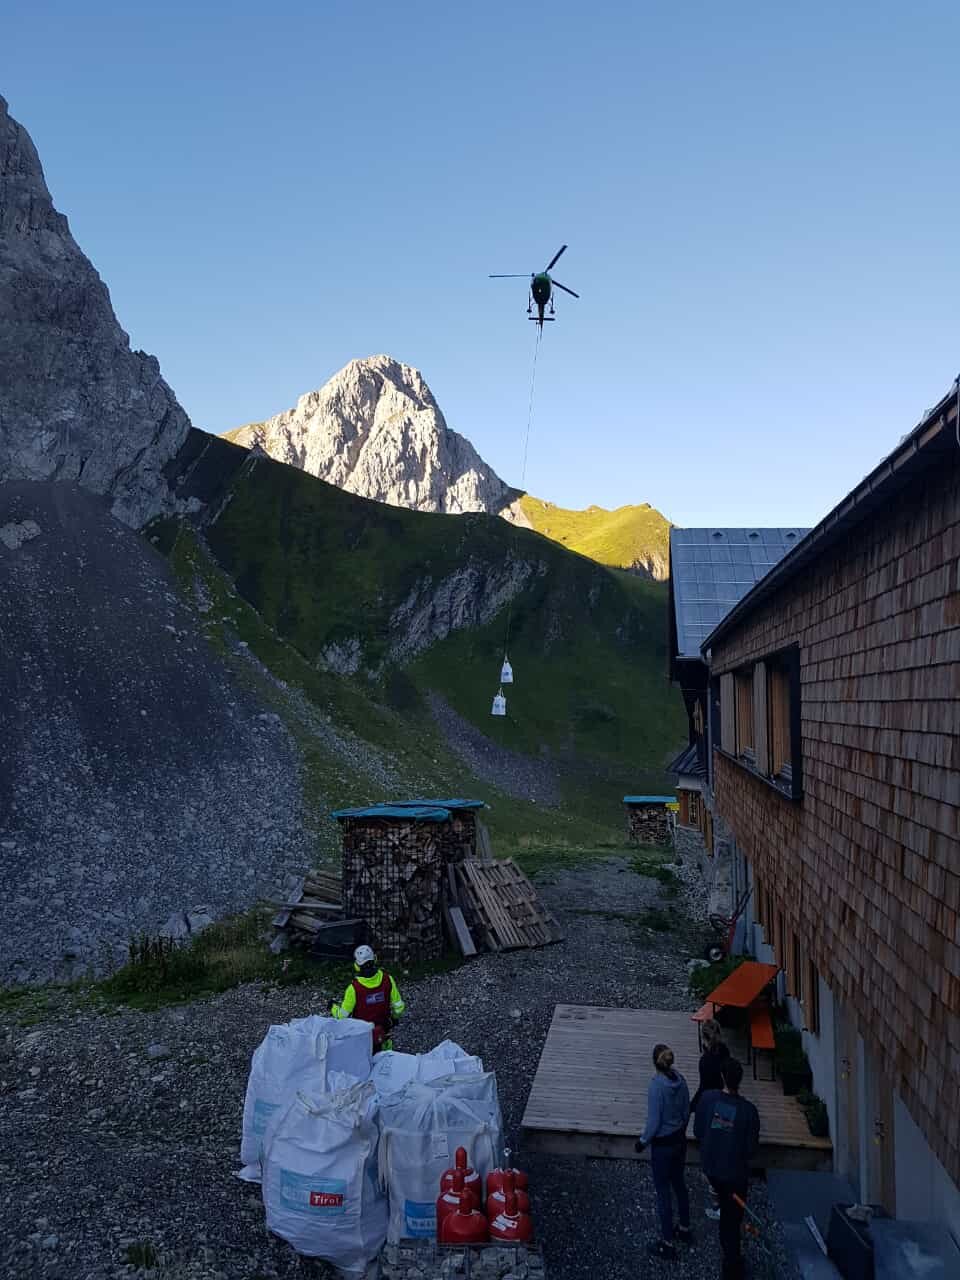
[518,495,671,574]
[158,440,685,857]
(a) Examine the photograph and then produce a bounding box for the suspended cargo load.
[500,657,513,684]
[491,691,507,717]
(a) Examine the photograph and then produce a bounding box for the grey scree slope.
[0,95,190,528]
[0,483,310,984]
[670,526,810,659]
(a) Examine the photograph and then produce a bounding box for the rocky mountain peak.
[0,96,191,526]
[225,355,517,516]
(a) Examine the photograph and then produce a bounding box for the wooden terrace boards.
[521,1005,832,1171]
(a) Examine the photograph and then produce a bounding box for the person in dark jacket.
[694,1058,760,1280]
[635,1043,692,1261]
[690,1018,731,1112]
[690,1018,731,1221]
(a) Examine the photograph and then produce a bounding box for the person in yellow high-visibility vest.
[330,945,405,1052]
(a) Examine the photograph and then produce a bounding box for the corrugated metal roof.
[667,743,706,778]
[670,528,809,659]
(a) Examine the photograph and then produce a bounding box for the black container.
[825,1204,887,1280]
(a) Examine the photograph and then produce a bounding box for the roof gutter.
[701,383,960,653]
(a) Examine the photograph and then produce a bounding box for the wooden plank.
[447,905,477,958]
[271,900,342,913]
[272,878,304,927]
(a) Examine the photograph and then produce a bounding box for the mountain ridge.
[221,355,671,577]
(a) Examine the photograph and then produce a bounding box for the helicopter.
[489,244,579,329]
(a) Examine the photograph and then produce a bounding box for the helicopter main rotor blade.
[552,280,579,298]
[545,244,568,271]
[488,274,532,278]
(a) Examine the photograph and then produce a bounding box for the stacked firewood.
[341,819,447,965]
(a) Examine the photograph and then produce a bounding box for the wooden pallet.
[456,857,563,952]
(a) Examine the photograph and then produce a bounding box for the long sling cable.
[494,325,542,713]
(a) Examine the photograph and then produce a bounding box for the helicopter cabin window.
[735,671,754,760]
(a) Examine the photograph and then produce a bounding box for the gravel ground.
[0,857,799,1280]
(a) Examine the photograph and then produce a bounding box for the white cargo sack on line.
[378,1072,502,1242]
[262,1079,386,1275]
[239,1015,373,1178]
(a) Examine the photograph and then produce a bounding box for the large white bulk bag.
[240,1016,373,1177]
[262,1080,386,1275]
[370,1051,420,1099]
[418,1039,483,1082]
[378,1073,503,1242]
[370,1041,482,1100]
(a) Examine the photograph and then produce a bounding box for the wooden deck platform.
[521,1005,832,1171]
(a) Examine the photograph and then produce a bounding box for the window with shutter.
[805,957,820,1033]
[735,671,755,757]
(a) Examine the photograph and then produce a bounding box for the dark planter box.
[826,1204,887,1280]
[779,1067,813,1096]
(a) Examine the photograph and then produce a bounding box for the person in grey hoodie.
[635,1043,692,1261]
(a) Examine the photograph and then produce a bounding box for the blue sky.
[5,2,959,527]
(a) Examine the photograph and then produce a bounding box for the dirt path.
[0,857,798,1280]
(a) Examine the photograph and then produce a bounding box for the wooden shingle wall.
[711,460,960,1186]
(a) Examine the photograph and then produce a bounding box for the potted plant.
[773,1025,813,1095]
[797,1089,830,1138]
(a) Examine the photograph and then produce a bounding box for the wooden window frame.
[687,792,701,828]
[735,668,755,761]
[716,645,803,801]
[804,956,820,1034]
[790,931,803,1002]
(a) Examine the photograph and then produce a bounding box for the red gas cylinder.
[440,1146,482,1206]
[489,1191,534,1244]
[486,1170,530,1222]
[486,1148,530,1198]
[436,1169,480,1234]
[438,1192,489,1245]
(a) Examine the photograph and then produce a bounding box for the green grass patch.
[519,495,671,573]
[125,1242,158,1269]
[97,909,330,1010]
[637,907,675,932]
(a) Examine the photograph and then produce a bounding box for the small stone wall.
[380,1242,545,1280]
[675,823,706,868]
[624,803,670,846]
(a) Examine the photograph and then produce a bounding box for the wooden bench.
[748,1005,776,1080]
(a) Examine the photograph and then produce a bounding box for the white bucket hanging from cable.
[491,688,507,717]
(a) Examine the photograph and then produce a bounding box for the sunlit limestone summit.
[224,355,518,516]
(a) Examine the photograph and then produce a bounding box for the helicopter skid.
[529,316,555,321]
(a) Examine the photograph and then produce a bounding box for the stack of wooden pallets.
[448,857,563,955]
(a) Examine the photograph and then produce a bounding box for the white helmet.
[354,945,376,969]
